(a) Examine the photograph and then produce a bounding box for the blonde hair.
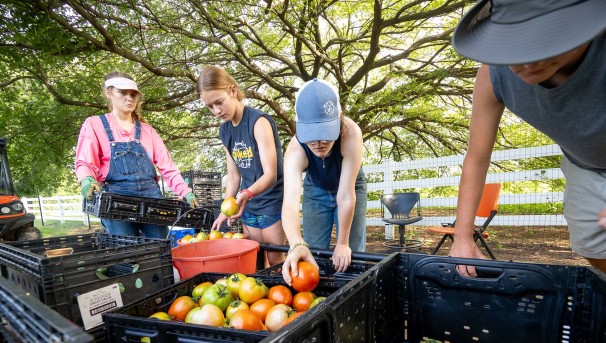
[103,72,147,124]
[197,66,244,101]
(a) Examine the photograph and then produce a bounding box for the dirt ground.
[69,223,589,267]
[362,225,589,267]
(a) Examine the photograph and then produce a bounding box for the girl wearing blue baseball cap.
[281,79,367,282]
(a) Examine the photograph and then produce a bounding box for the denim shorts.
[560,155,606,259]
[240,212,282,229]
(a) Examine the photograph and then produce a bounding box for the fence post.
[58,195,64,223]
[38,195,45,226]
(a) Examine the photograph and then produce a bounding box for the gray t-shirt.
[489,32,606,171]
[219,106,284,215]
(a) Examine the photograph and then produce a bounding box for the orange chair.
[428,183,502,259]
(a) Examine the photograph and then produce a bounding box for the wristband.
[240,188,254,200]
[288,241,310,254]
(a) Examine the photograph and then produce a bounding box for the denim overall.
[99,115,167,238]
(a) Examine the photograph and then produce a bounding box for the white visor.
[104,77,139,92]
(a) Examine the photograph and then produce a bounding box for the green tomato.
[192,281,213,300]
[309,296,326,308]
[200,284,234,312]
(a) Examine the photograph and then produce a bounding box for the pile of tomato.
[148,261,324,332]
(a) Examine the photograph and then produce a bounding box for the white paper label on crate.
[77,283,124,330]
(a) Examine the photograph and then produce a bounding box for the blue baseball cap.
[295,79,341,143]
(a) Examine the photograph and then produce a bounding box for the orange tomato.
[229,309,264,331]
[290,261,320,292]
[267,285,293,306]
[282,312,302,327]
[168,296,197,322]
[291,291,316,312]
[209,230,223,240]
[249,298,276,323]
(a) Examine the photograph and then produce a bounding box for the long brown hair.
[196,66,244,101]
[103,72,147,124]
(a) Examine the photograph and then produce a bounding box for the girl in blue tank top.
[197,66,285,267]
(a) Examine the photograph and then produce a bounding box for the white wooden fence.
[22,144,566,227]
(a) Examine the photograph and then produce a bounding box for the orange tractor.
[0,137,41,241]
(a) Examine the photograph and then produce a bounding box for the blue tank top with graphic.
[489,32,606,170]
[219,106,284,215]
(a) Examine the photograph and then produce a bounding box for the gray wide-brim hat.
[452,0,606,65]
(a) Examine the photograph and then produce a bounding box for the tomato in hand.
[229,309,264,331]
[249,298,276,323]
[267,285,293,306]
[239,277,269,304]
[290,261,320,292]
[168,296,197,322]
[291,291,316,312]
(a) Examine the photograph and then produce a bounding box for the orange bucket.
[172,239,259,279]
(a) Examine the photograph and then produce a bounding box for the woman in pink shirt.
[75,71,198,238]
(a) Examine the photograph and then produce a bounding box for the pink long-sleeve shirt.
[75,113,192,197]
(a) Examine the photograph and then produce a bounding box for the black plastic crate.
[83,192,214,229]
[103,270,360,343]
[182,170,222,188]
[0,276,93,343]
[267,253,606,343]
[0,233,174,335]
[256,244,386,284]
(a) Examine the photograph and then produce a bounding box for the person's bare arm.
[449,64,505,276]
[281,137,319,285]
[232,117,279,213]
[333,117,363,272]
[212,146,241,230]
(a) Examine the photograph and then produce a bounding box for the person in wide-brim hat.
[447,0,606,276]
[452,0,606,65]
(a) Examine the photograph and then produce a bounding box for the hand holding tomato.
[331,244,352,273]
[281,243,319,286]
[290,261,320,292]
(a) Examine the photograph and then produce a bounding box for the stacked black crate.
[183,170,242,232]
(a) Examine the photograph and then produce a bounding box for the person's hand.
[448,236,487,277]
[185,192,199,208]
[211,212,228,230]
[331,244,352,272]
[282,243,319,286]
[599,208,606,228]
[80,176,101,200]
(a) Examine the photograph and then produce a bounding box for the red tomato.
[168,296,197,322]
[267,285,293,306]
[291,291,316,312]
[265,304,294,332]
[290,261,320,292]
[249,298,276,323]
[229,309,264,331]
[238,277,269,304]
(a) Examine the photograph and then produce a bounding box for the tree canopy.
[2,0,521,195]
